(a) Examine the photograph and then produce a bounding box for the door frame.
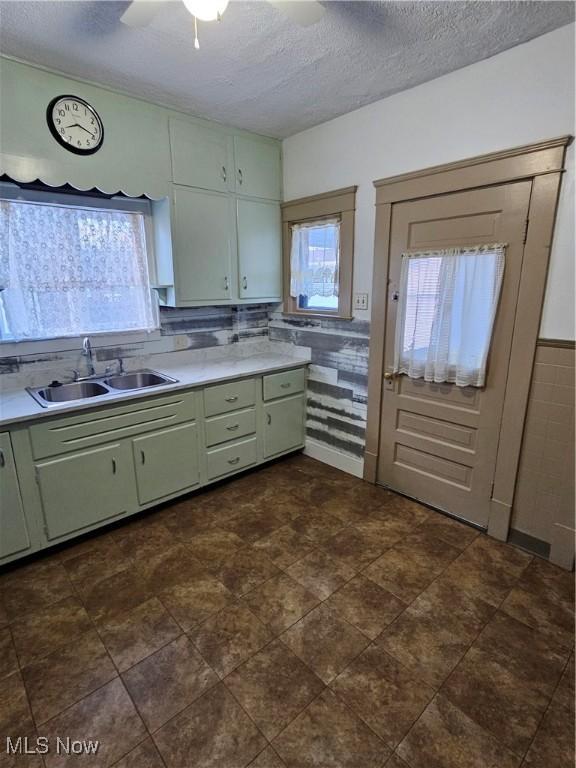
[364,135,572,542]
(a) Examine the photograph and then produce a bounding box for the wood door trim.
[365,137,572,544]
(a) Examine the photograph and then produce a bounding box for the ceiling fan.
[121,0,326,49]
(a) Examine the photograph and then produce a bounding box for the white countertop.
[0,351,310,428]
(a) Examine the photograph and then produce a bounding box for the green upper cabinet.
[169,118,232,193]
[172,185,235,304]
[237,199,282,300]
[0,432,31,561]
[233,135,282,200]
[133,422,200,505]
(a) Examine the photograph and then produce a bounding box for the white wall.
[283,24,575,340]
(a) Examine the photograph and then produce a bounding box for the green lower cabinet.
[35,441,136,541]
[0,432,31,560]
[133,422,200,505]
[263,394,306,459]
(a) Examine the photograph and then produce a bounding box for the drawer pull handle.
[280,382,291,389]
[225,396,238,403]
[0,450,4,468]
[228,456,241,465]
[141,450,146,465]
[112,458,117,474]
[226,424,240,431]
[267,413,272,425]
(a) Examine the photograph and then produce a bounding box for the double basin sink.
[27,370,178,408]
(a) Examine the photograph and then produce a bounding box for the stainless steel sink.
[34,381,109,404]
[27,369,178,408]
[104,370,176,391]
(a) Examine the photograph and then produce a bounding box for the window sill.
[0,329,162,357]
[281,311,354,321]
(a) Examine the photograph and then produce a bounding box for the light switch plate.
[353,293,369,311]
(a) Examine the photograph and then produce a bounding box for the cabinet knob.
[224,276,229,291]
[242,276,248,290]
[221,166,227,182]
[112,458,117,474]
[267,413,272,425]
[140,450,146,465]
[238,168,243,185]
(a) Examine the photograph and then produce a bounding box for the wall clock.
[46,95,104,155]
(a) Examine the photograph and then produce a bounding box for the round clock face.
[46,95,104,155]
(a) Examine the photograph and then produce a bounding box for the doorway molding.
[365,135,572,541]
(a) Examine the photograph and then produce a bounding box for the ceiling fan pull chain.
[194,15,200,50]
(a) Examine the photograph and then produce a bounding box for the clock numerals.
[47,95,103,155]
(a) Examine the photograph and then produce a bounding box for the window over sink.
[0,183,159,342]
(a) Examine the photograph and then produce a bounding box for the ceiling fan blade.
[267,0,325,27]
[120,0,172,27]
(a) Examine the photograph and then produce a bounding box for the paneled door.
[377,181,531,527]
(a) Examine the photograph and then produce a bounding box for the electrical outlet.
[353,293,369,311]
[174,335,189,351]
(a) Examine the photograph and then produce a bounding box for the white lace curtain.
[290,218,340,304]
[0,198,158,341]
[393,244,506,388]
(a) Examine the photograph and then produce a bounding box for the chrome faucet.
[82,337,95,377]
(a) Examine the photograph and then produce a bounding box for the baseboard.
[508,528,551,559]
[304,439,364,478]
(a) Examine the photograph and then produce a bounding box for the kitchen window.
[0,184,159,342]
[282,186,356,318]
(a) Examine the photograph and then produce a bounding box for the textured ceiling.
[0,1,573,138]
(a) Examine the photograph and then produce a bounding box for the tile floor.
[1,454,574,768]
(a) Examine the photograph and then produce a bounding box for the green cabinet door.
[263,394,306,459]
[233,135,281,200]
[169,119,232,193]
[0,432,31,560]
[237,199,282,300]
[133,422,200,505]
[36,442,136,541]
[173,186,235,303]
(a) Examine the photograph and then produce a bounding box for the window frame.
[0,182,160,349]
[281,186,356,319]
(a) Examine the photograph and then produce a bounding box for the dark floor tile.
[161,573,234,631]
[326,575,406,640]
[281,604,369,685]
[212,547,280,597]
[0,731,46,768]
[364,532,460,603]
[223,505,287,544]
[354,516,412,551]
[385,756,411,768]
[185,528,246,572]
[332,644,434,747]
[0,628,18,679]
[112,520,176,566]
[440,536,532,607]
[523,694,575,768]
[189,602,273,677]
[286,550,356,600]
[22,630,117,725]
[273,688,390,768]
[42,678,146,768]
[415,513,479,551]
[289,509,345,545]
[371,495,431,529]
[316,494,369,525]
[320,525,390,571]
[98,597,181,672]
[443,645,550,754]
[473,612,568,698]
[248,747,287,768]
[243,573,320,634]
[0,671,34,736]
[136,544,206,594]
[112,738,165,768]
[517,558,575,605]
[80,567,154,623]
[553,654,575,710]
[397,694,521,768]
[62,544,131,593]
[226,639,324,740]
[1,561,73,621]
[501,584,574,649]
[154,683,266,768]
[122,635,218,731]
[253,525,315,569]
[11,597,92,668]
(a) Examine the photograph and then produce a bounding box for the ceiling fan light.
[182,0,229,22]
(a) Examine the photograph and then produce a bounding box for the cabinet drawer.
[204,378,256,417]
[29,390,197,459]
[205,408,256,447]
[263,368,306,401]
[206,437,257,480]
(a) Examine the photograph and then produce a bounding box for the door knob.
[384,372,396,380]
